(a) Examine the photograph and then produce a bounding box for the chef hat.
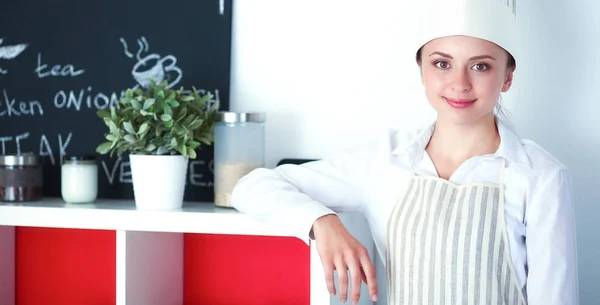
[413,0,518,64]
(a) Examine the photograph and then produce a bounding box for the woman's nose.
[452,69,472,92]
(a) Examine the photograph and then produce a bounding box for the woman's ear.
[501,68,514,92]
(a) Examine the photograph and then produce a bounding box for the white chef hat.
[413,0,518,65]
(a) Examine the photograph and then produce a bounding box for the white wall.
[230,1,599,304]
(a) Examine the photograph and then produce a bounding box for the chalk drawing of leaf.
[0,39,28,60]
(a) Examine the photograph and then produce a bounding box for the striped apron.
[386,159,527,305]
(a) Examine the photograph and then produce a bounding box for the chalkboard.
[0,0,233,202]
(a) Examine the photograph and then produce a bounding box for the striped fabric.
[386,162,526,305]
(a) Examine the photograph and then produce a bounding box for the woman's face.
[419,35,515,126]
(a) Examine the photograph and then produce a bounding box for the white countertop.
[0,198,293,237]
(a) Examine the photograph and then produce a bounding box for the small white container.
[61,156,98,204]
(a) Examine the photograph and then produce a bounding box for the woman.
[231,1,579,304]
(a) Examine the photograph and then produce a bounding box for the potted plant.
[95,79,219,209]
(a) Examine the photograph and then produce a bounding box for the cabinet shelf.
[0,198,295,237]
[0,198,330,305]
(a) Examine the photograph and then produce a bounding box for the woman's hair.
[415,47,516,70]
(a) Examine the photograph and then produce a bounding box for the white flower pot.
[129,154,189,210]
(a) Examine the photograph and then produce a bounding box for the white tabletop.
[0,198,293,237]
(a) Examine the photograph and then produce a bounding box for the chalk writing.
[0,136,12,154]
[0,38,28,74]
[102,157,214,187]
[120,36,182,89]
[54,86,122,111]
[35,52,85,78]
[15,132,29,155]
[120,160,132,183]
[189,159,215,187]
[1,89,44,117]
[219,0,225,15]
[39,133,72,166]
[102,157,122,185]
[0,132,71,166]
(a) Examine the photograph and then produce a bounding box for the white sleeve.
[524,167,579,305]
[230,140,379,244]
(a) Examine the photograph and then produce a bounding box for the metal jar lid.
[62,155,97,164]
[0,153,40,166]
[216,112,266,123]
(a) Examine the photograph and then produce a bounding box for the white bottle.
[61,156,98,204]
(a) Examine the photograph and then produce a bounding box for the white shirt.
[231,118,579,305]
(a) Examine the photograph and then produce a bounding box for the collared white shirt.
[231,118,579,305]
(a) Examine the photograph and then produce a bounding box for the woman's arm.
[231,140,378,241]
[525,167,579,304]
[230,141,382,303]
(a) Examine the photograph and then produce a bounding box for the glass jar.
[61,156,98,204]
[214,112,266,208]
[0,153,43,202]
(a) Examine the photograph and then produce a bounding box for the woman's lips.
[444,97,477,109]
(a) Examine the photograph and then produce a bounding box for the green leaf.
[183,114,195,126]
[124,134,137,143]
[106,134,117,141]
[105,119,118,134]
[175,107,188,123]
[125,89,133,99]
[96,141,113,154]
[168,99,180,108]
[157,90,165,99]
[181,95,195,102]
[173,125,186,136]
[131,99,142,110]
[116,142,130,157]
[97,110,110,119]
[165,119,174,128]
[187,148,197,159]
[143,98,155,110]
[208,100,219,112]
[123,121,136,134]
[188,119,203,130]
[187,141,201,149]
[140,110,151,116]
[178,144,186,156]
[160,114,172,121]
[134,87,143,96]
[163,104,173,116]
[156,146,168,155]
[170,137,178,147]
[145,143,157,152]
[197,136,213,145]
[111,106,117,120]
[137,123,149,135]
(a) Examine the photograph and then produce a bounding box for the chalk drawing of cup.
[132,54,182,89]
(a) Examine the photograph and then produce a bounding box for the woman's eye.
[434,61,450,69]
[472,63,489,71]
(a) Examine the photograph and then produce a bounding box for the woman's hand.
[312,214,378,304]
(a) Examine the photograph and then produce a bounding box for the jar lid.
[216,112,266,123]
[0,153,39,166]
[64,155,97,161]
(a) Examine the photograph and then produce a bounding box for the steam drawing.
[119,36,182,89]
[0,38,28,75]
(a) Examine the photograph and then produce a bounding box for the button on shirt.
[231,119,579,305]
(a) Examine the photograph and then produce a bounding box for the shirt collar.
[392,117,531,168]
